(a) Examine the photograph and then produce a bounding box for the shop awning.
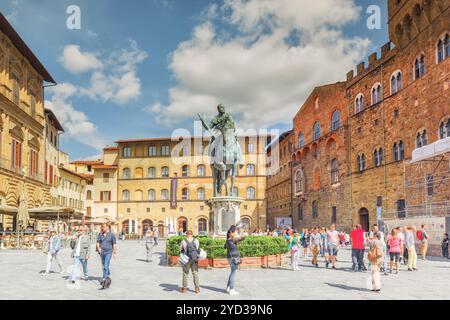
[411,137,450,163]
[28,207,84,220]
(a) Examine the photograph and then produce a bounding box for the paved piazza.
[1,240,449,300]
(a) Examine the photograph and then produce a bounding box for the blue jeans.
[101,252,112,280]
[227,258,238,290]
[71,257,89,281]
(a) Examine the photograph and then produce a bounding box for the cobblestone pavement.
[1,240,449,300]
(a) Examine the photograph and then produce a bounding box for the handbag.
[178,253,190,266]
[291,245,299,253]
[232,256,242,265]
[42,241,49,254]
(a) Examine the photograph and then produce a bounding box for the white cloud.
[151,0,370,129]
[59,45,103,74]
[45,83,106,150]
[78,40,148,105]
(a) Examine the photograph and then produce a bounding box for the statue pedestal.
[206,196,244,237]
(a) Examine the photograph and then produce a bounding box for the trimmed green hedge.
[167,236,289,259]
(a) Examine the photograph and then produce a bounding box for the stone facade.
[113,136,268,236]
[266,130,294,228]
[291,83,352,231]
[347,0,450,229]
[0,13,54,230]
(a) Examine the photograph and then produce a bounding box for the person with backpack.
[300,228,310,258]
[224,225,245,295]
[70,227,91,283]
[441,233,449,259]
[179,230,200,294]
[42,228,64,276]
[289,230,301,271]
[367,231,384,292]
[418,224,429,260]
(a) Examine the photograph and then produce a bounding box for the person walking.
[310,228,321,268]
[70,227,91,283]
[96,223,117,289]
[326,225,340,269]
[153,227,159,245]
[289,230,301,271]
[145,229,154,262]
[372,225,388,275]
[180,230,200,294]
[367,231,384,293]
[225,226,245,295]
[350,225,366,272]
[418,224,429,261]
[441,233,449,259]
[405,226,418,271]
[300,228,310,258]
[42,228,64,276]
[386,229,402,274]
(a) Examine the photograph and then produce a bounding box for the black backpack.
[70,239,76,250]
[186,239,199,263]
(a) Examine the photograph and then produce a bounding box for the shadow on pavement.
[160,283,180,292]
[325,282,368,292]
[200,285,227,294]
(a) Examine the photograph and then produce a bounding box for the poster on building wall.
[275,217,292,228]
[170,178,177,209]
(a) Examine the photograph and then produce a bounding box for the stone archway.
[359,208,370,232]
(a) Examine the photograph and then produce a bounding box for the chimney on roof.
[357,62,365,75]
[368,52,377,67]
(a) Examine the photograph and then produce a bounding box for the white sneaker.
[226,287,230,293]
[229,289,239,296]
[41,272,49,276]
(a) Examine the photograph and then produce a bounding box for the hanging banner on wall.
[170,178,178,209]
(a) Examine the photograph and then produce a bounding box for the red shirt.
[350,229,365,249]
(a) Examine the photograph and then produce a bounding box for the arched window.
[313,121,321,140]
[298,132,304,148]
[416,130,428,148]
[391,71,403,94]
[312,200,318,219]
[148,189,156,201]
[161,167,169,178]
[86,190,92,200]
[446,34,450,58]
[357,154,365,172]
[441,119,450,139]
[198,218,207,234]
[197,165,206,177]
[30,94,36,119]
[182,188,189,200]
[374,148,383,167]
[161,189,169,200]
[232,186,239,197]
[414,54,425,79]
[331,110,340,131]
[241,217,251,230]
[437,39,445,62]
[295,170,304,193]
[123,168,130,179]
[246,164,255,176]
[331,159,339,184]
[197,188,205,200]
[247,187,256,200]
[371,83,382,105]
[11,73,20,105]
[355,94,364,114]
[182,165,189,177]
[148,167,156,178]
[122,190,130,201]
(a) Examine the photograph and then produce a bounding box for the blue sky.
[0,0,388,160]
